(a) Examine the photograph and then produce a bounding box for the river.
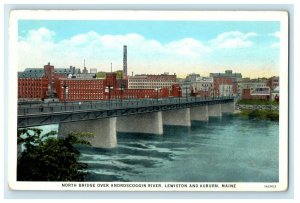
[41,115,279,182]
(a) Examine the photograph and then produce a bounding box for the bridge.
[18,96,235,148]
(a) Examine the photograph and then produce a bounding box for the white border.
[8,10,289,192]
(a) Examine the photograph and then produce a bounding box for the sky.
[18,20,281,78]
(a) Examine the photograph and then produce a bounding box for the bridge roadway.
[18,96,235,148]
[18,96,234,127]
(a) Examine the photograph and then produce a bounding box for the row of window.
[18,82,46,85]
[61,81,104,85]
[66,92,104,95]
[66,95,153,100]
[18,78,45,81]
[129,85,171,88]
[18,77,45,81]
[19,87,44,90]
[18,93,43,97]
[129,84,173,88]
[129,81,175,84]
[67,95,104,99]
[129,80,175,82]
[194,84,213,87]
[64,92,166,98]
[61,85,104,90]
[19,90,44,93]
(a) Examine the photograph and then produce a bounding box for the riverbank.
[234,99,279,121]
[234,109,279,121]
[236,104,279,111]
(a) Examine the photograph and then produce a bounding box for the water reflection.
[38,116,279,182]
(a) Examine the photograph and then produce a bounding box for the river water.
[41,115,279,182]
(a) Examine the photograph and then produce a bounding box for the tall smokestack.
[123,45,127,77]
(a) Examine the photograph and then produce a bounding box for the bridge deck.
[17,97,234,127]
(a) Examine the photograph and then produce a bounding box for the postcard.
[8,10,288,191]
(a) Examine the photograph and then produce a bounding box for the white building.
[219,84,233,97]
[191,77,214,96]
[128,74,177,90]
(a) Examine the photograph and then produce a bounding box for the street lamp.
[105,85,113,108]
[62,80,68,110]
[155,87,161,105]
[120,84,125,107]
[178,88,182,104]
[185,86,188,102]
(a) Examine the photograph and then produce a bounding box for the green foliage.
[67,131,94,145]
[237,99,279,106]
[248,110,265,119]
[265,111,279,121]
[96,71,106,78]
[96,70,123,79]
[115,70,123,79]
[236,109,279,121]
[17,128,93,181]
[236,109,251,118]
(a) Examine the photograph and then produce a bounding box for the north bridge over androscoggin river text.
[18,96,235,148]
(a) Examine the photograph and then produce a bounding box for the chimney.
[123,45,127,77]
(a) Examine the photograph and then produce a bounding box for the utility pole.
[186,86,188,101]
[62,80,68,111]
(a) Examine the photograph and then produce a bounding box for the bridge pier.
[58,118,117,148]
[190,105,209,121]
[221,102,235,113]
[208,104,222,117]
[117,112,163,135]
[162,108,191,126]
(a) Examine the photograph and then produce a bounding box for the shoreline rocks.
[236,104,279,111]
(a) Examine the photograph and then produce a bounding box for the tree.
[115,70,123,79]
[17,128,93,181]
[96,71,106,78]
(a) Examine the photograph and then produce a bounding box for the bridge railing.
[18,96,234,116]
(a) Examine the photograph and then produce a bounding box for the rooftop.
[18,68,45,78]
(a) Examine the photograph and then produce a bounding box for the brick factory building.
[18,69,48,101]
[18,63,181,102]
[55,73,179,102]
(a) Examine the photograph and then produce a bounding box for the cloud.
[268,31,280,48]
[18,28,57,67]
[18,28,211,73]
[210,31,258,49]
[271,42,280,48]
[166,38,212,57]
[269,31,280,38]
[18,27,279,78]
[26,27,56,43]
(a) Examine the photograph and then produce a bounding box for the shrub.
[248,110,265,119]
[17,128,92,181]
[266,111,279,121]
